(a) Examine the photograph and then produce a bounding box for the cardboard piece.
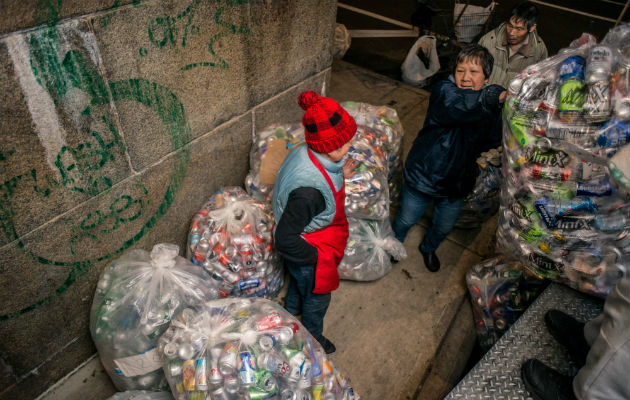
[260,139,290,185]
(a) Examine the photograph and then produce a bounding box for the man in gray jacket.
[478,1,548,88]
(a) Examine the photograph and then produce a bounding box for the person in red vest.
[272,91,358,354]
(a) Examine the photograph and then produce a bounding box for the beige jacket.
[478,22,548,88]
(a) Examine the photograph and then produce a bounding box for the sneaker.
[521,359,577,400]
[419,246,440,272]
[319,336,336,354]
[545,310,589,367]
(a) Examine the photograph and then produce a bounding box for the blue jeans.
[392,184,464,253]
[283,260,331,344]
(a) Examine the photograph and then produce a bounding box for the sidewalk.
[38,60,500,400]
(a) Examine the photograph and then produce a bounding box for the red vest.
[302,149,349,294]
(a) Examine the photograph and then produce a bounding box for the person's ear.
[529,23,537,33]
[484,78,489,84]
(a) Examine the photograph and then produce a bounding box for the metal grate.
[445,283,604,399]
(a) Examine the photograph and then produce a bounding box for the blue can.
[238,351,256,386]
[558,55,586,82]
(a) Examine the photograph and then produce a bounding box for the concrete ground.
[37,60,500,400]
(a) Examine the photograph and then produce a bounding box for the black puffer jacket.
[404,77,504,198]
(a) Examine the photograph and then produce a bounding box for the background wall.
[0,1,336,398]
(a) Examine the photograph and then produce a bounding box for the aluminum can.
[182,359,196,391]
[256,310,282,331]
[257,352,291,377]
[219,343,238,375]
[238,351,256,386]
[194,358,208,390]
[585,46,613,84]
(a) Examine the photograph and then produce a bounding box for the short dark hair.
[454,44,494,79]
[511,1,540,29]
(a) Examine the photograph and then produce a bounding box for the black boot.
[521,359,577,400]
[319,336,336,354]
[545,310,589,367]
[419,246,440,272]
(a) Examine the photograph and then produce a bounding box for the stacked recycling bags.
[187,187,283,299]
[497,24,630,297]
[466,257,546,351]
[342,101,405,207]
[245,124,304,203]
[338,218,406,281]
[157,298,360,400]
[90,243,221,391]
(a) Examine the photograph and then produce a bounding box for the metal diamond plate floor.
[445,283,604,399]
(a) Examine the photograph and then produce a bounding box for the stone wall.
[0,1,336,398]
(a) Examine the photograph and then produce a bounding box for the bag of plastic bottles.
[345,126,391,220]
[187,187,284,299]
[455,148,503,229]
[466,256,546,351]
[90,243,221,391]
[106,391,174,400]
[497,24,630,297]
[341,101,405,206]
[338,217,407,281]
[157,298,361,400]
[245,124,304,203]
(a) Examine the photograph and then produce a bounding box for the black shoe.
[419,247,440,272]
[545,310,589,367]
[319,336,336,354]
[521,359,577,400]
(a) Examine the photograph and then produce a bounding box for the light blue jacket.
[272,144,344,234]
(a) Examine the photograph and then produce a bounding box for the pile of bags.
[187,187,284,299]
[157,298,360,400]
[497,25,630,297]
[90,244,220,391]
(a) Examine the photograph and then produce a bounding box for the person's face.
[455,58,488,90]
[506,16,535,46]
[325,141,351,162]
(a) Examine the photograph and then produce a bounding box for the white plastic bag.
[338,217,407,281]
[90,243,220,391]
[453,2,495,43]
[402,35,440,87]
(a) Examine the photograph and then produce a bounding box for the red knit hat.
[298,90,357,153]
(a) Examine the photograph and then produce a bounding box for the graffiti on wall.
[0,23,191,321]
[139,0,252,72]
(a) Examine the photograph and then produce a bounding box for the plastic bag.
[401,35,440,87]
[341,101,405,207]
[333,23,351,59]
[455,148,502,229]
[497,25,630,297]
[90,243,221,391]
[106,391,174,400]
[245,124,304,203]
[187,187,283,299]
[453,2,495,43]
[338,217,407,281]
[157,298,360,400]
[345,126,390,220]
[466,256,546,351]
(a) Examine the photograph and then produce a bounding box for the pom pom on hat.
[298,90,319,111]
[297,90,357,153]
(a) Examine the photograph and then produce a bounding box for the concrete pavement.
[37,60,500,400]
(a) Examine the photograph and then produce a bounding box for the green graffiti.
[35,0,63,25]
[139,47,148,57]
[0,26,191,321]
[143,0,251,73]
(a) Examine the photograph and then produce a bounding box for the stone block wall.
[0,1,336,398]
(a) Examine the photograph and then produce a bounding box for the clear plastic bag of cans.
[245,124,304,203]
[455,148,503,229]
[345,126,391,220]
[338,217,407,281]
[157,298,361,400]
[106,391,174,400]
[187,187,284,299]
[341,101,405,206]
[466,256,547,351]
[497,25,630,297]
[90,243,221,391]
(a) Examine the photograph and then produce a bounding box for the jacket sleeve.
[430,81,505,125]
[274,187,326,266]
